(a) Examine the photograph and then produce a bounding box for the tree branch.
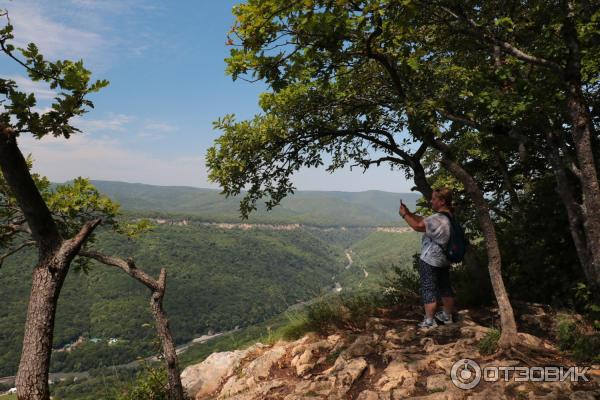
[59,218,102,258]
[351,155,408,172]
[0,11,71,88]
[78,250,184,399]
[437,109,481,129]
[0,126,61,250]
[414,142,429,161]
[0,240,35,268]
[0,221,30,240]
[79,250,160,292]
[436,4,562,74]
[364,15,407,100]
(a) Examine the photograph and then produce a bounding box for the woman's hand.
[399,201,409,218]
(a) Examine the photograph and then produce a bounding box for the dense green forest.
[0,219,419,377]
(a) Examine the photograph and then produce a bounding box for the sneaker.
[435,311,454,325]
[418,318,438,329]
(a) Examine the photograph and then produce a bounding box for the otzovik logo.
[451,359,481,389]
[450,358,592,389]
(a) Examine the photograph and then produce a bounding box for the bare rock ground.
[181,304,600,399]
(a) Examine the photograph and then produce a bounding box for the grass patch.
[178,290,384,370]
[478,328,500,355]
[556,314,600,363]
[178,316,287,368]
[287,293,382,336]
[229,291,384,348]
[275,313,311,341]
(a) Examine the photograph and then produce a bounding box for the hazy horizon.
[76,179,417,195]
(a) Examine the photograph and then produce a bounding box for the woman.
[399,188,455,328]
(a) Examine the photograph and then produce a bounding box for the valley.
[0,182,421,385]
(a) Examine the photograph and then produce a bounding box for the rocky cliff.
[181,304,600,399]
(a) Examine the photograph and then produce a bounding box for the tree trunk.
[0,128,62,400]
[546,131,596,288]
[410,158,433,201]
[565,89,600,289]
[493,152,522,215]
[15,257,67,400]
[0,129,100,400]
[439,153,518,348]
[150,269,185,400]
[14,226,98,400]
[563,5,600,289]
[79,251,185,400]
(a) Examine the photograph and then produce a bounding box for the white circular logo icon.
[451,358,481,389]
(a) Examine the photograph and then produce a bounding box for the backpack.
[439,212,468,263]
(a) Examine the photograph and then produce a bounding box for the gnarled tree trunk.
[432,140,518,348]
[16,259,66,400]
[563,1,600,290]
[546,130,595,288]
[0,127,100,400]
[80,251,185,400]
[150,270,185,400]
[564,90,600,289]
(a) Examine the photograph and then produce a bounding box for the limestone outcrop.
[181,306,600,400]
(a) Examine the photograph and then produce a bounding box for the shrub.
[305,298,348,333]
[380,251,495,310]
[117,363,179,400]
[478,329,500,355]
[556,314,600,363]
[273,312,311,341]
[277,293,382,338]
[381,261,421,306]
[571,283,600,329]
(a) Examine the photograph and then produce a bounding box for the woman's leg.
[419,259,439,319]
[435,266,455,315]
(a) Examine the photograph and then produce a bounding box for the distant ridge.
[87,180,421,227]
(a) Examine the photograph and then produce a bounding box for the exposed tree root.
[485,338,564,367]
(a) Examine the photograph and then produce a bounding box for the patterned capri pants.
[418,259,454,304]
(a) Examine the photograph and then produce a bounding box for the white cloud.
[136,121,178,139]
[69,114,179,139]
[73,114,135,134]
[5,3,106,62]
[68,0,159,13]
[18,134,217,188]
[0,0,166,71]
[68,0,122,10]
[143,122,178,133]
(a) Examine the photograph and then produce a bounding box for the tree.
[0,10,108,397]
[79,251,185,400]
[0,11,184,399]
[408,0,600,293]
[208,0,521,347]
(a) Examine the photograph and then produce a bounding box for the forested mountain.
[1,180,421,378]
[89,180,420,226]
[0,221,419,377]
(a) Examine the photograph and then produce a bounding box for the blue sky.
[0,0,413,193]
